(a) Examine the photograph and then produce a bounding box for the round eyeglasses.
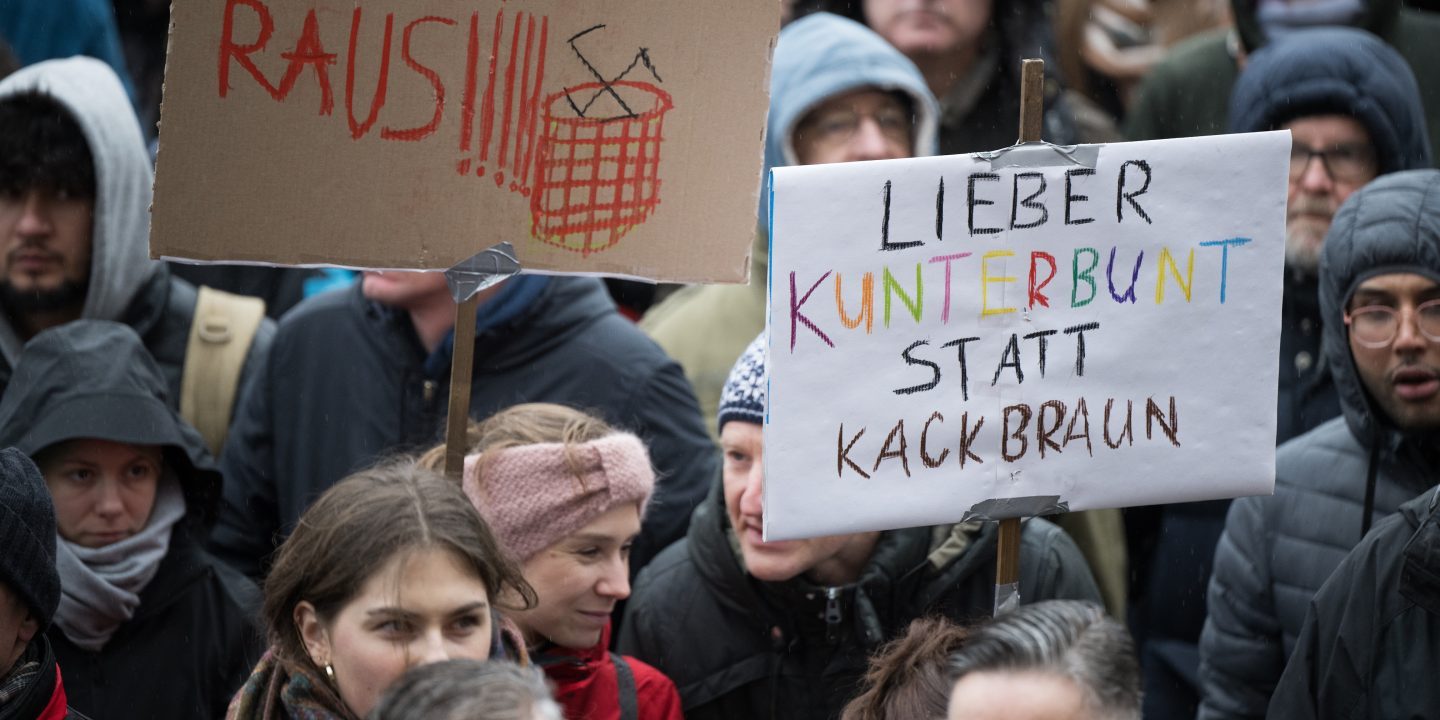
[1344,298,1440,348]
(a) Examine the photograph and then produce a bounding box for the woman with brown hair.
[439,403,683,720]
[227,460,534,720]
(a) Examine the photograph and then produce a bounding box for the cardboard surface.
[764,132,1290,540]
[152,0,776,282]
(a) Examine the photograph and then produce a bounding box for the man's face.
[360,270,452,310]
[1346,273,1440,431]
[0,583,39,678]
[793,89,914,166]
[721,421,872,583]
[1284,115,1377,274]
[0,188,93,308]
[863,0,993,59]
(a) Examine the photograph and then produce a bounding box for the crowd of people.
[2,1,1439,719]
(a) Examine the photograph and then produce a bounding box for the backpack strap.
[180,286,266,456]
[610,652,638,720]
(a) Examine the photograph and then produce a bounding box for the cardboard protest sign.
[764,131,1289,540]
[151,0,775,282]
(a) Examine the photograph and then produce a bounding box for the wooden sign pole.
[995,58,1047,612]
[443,294,482,480]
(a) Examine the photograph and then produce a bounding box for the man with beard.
[1126,28,1431,719]
[0,58,271,452]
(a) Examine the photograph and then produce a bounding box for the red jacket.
[535,624,682,720]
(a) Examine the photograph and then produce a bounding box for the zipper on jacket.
[423,379,437,404]
[824,587,843,644]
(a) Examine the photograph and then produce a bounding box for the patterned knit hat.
[718,333,767,431]
[461,434,655,562]
[0,447,60,631]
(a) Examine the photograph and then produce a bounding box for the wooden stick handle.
[1019,58,1045,144]
[443,293,482,480]
[996,517,1022,585]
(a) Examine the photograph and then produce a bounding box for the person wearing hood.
[617,334,1102,720]
[821,0,1079,153]
[1122,28,1431,719]
[1199,169,1440,719]
[0,57,273,452]
[1268,484,1440,718]
[1125,0,1440,158]
[0,320,265,719]
[446,403,683,720]
[642,11,940,440]
[0,448,84,720]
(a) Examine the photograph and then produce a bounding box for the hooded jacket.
[0,321,265,720]
[1228,26,1432,446]
[534,623,683,720]
[0,57,273,428]
[214,275,716,580]
[617,481,1102,720]
[1267,486,1440,719]
[1199,170,1440,719]
[643,11,939,438]
[1126,0,1440,156]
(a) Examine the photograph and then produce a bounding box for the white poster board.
[764,132,1290,541]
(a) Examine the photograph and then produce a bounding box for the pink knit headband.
[461,433,655,562]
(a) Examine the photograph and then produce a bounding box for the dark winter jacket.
[0,636,87,720]
[617,481,1102,720]
[1199,170,1440,719]
[213,276,717,579]
[0,321,265,720]
[0,58,273,428]
[534,623,683,720]
[1125,0,1440,162]
[823,0,1077,153]
[1268,487,1440,719]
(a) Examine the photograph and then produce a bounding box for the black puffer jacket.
[1199,170,1440,719]
[617,481,1102,720]
[0,321,265,720]
[1268,486,1440,719]
[214,276,716,579]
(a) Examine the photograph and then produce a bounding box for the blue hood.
[1228,27,1431,175]
[760,12,940,228]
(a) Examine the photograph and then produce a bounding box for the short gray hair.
[948,600,1140,719]
[368,660,563,720]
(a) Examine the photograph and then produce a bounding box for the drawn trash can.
[531,80,673,255]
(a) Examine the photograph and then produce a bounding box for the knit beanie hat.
[0,447,60,631]
[717,333,767,431]
[461,434,655,562]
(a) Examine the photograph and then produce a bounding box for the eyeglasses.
[1344,298,1440,347]
[1290,143,1376,183]
[797,104,912,148]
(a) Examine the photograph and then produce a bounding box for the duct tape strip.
[962,495,1069,522]
[973,141,1100,170]
[445,242,523,303]
[994,581,1020,616]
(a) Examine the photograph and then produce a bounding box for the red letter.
[345,8,395,140]
[1028,251,1057,309]
[219,0,279,98]
[275,9,337,114]
[382,16,456,141]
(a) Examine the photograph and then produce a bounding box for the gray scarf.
[53,478,186,652]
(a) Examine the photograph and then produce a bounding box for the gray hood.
[0,57,158,363]
[1319,169,1440,443]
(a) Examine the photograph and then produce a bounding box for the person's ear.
[294,601,331,666]
[16,610,38,646]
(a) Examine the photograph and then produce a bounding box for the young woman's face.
[39,439,162,548]
[512,504,640,649]
[297,546,493,718]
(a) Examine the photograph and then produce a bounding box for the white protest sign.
[763,131,1289,541]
